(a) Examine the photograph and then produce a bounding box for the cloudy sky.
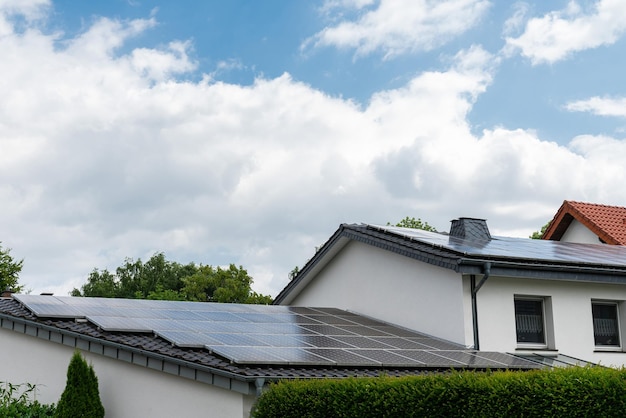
[2,0,626,297]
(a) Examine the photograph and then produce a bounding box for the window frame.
[591,301,622,350]
[514,295,555,350]
[514,297,547,348]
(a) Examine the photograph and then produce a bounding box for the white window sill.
[593,347,623,353]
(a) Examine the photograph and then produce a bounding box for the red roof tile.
[543,200,626,245]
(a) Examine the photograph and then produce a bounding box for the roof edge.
[0,313,257,394]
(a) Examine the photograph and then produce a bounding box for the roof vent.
[450,218,491,241]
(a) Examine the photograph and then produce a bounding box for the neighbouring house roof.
[542,200,626,245]
[0,295,541,395]
[275,222,626,305]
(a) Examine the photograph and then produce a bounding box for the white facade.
[289,241,471,345]
[559,219,603,244]
[0,328,255,418]
[475,275,626,366]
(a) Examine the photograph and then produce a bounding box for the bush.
[0,381,55,417]
[54,351,104,418]
[252,367,626,418]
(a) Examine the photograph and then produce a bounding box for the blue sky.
[48,0,626,143]
[2,0,626,296]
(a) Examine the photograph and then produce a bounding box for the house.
[542,200,626,245]
[275,218,626,367]
[0,293,540,418]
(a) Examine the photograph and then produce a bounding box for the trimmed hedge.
[252,367,626,418]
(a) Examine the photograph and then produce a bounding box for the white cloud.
[0,0,49,19]
[566,96,626,117]
[2,4,626,299]
[130,41,197,82]
[320,0,375,14]
[0,0,49,35]
[502,2,530,37]
[505,0,626,64]
[303,0,491,59]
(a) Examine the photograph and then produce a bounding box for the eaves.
[0,313,259,396]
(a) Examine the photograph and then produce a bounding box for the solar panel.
[190,311,246,322]
[208,333,270,346]
[374,224,626,268]
[305,348,378,366]
[431,351,505,367]
[299,335,355,348]
[210,346,287,364]
[330,336,396,349]
[14,295,542,369]
[299,324,356,335]
[245,334,312,348]
[406,338,465,350]
[88,316,152,333]
[156,330,221,348]
[388,350,464,367]
[471,352,542,369]
[335,325,393,337]
[347,349,423,367]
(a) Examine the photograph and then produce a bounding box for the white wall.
[476,276,626,366]
[560,219,603,244]
[290,241,470,345]
[0,329,254,418]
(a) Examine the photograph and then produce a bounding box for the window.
[592,302,620,347]
[515,298,545,345]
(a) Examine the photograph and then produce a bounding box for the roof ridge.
[567,200,626,209]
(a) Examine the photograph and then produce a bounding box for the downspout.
[470,262,491,350]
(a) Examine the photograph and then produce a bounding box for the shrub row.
[252,367,626,418]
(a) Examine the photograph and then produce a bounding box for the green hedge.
[252,367,626,418]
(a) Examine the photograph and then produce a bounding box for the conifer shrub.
[54,351,104,418]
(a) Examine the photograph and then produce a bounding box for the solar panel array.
[14,295,539,369]
[375,224,626,267]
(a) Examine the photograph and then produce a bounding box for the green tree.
[288,266,300,281]
[530,221,551,239]
[181,264,272,304]
[0,243,24,293]
[55,351,104,418]
[72,254,272,304]
[387,216,437,232]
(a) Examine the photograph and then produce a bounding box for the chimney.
[450,218,491,241]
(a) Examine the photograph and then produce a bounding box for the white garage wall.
[0,329,254,418]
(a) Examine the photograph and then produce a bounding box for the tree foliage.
[530,221,551,239]
[388,216,437,232]
[0,243,23,293]
[55,351,104,418]
[71,253,272,304]
[0,381,55,417]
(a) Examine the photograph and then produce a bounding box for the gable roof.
[275,223,626,304]
[0,295,541,393]
[543,200,626,245]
